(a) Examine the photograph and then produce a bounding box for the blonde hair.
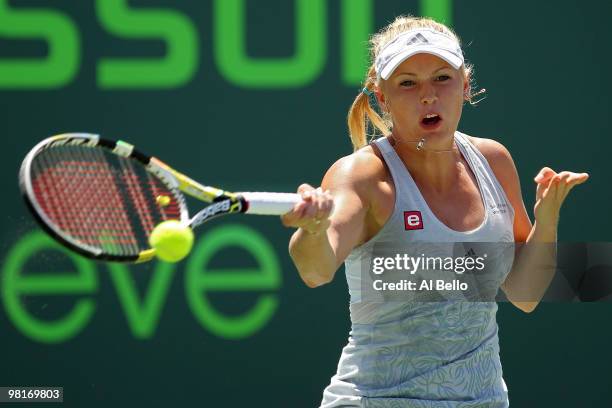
[347,15,479,150]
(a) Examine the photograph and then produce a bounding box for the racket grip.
[240,192,301,215]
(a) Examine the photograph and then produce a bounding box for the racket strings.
[118,156,157,241]
[82,146,140,254]
[33,147,137,250]
[30,144,179,257]
[146,171,180,220]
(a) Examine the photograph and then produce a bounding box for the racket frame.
[19,133,239,263]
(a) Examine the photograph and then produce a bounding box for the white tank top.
[320,132,515,408]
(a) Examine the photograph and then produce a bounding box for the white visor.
[375,28,464,80]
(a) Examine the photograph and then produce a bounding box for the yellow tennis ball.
[149,220,194,263]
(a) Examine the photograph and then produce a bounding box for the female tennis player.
[282,15,588,407]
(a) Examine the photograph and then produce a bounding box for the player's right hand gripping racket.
[19,133,301,263]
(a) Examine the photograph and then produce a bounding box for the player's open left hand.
[533,167,589,226]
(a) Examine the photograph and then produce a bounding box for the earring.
[467,88,487,105]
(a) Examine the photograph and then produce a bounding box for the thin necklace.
[390,135,456,153]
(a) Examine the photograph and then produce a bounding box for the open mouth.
[421,113,441,126]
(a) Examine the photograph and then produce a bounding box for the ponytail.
[347,66,391,151]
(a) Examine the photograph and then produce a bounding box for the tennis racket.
[19,133,301,263]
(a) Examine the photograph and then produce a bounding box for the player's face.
[378,53,467,143]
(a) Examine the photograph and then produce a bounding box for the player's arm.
[475,137,588,312]
[282,153,374,288]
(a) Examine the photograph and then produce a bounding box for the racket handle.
[240,192,301,215]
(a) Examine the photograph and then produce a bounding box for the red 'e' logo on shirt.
[404,211,423,230]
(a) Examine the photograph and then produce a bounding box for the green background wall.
[1,0,610,406]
